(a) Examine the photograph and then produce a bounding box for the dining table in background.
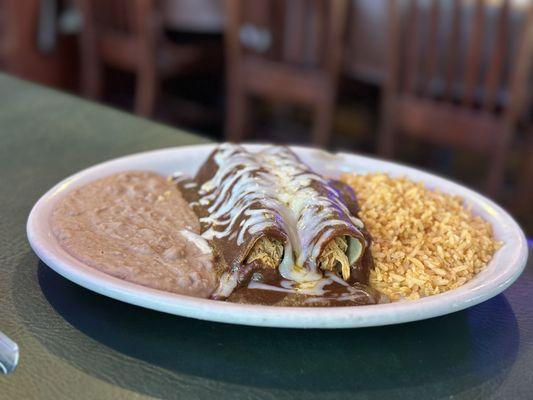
[0,73,532,399]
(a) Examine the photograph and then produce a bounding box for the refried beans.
[51,171,217,298]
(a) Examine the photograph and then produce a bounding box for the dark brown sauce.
[225,249,384,307]
[174,145,389,307]
[227,281,382,307]
[175,150,290,287]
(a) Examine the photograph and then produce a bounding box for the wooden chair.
[224,0,348,146]
[516,121,533,212]
[0,0,78,90]
[378,0,533,197]
[78,0,218,117]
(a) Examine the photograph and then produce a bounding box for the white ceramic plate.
[27,144,528,328]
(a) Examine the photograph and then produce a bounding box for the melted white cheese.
[193,144,366,285]
[179,229,212,255]
[213,271,239,298]
[257,147,365,275]
[246,272,367,302]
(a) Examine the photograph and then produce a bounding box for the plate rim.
[26,143,529,328]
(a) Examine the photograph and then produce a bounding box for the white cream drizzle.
[179,229,212,255]
[247,282,293,293]
[192,144,366,287]
[183,182,197,189]
[197,144,291,254]
[257,147,365,275]
[247,275,332,296]
[247,272,369,303]
[213,271,239,298]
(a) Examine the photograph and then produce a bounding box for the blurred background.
[0,0,531,233]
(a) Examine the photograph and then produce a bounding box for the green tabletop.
[1,73,532,400]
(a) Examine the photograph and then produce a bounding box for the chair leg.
[312,97,334,148]
[135,67,157,117]
[516,129,533,210]
[486,155,505,199]
[225,86,248,142]
[377,104,396,158]
[81,62,103,100]
[485,126,513,198]
[80,42,102,100]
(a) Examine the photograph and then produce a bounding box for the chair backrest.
[79,0,156,37]
[387,0,533,116]
[226,0,348,73]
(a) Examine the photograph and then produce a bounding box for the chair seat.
[396,95,503,152]
[157,40,220,77]
[98,31,138,70]
[98,31,219,76]
[240,56,332,106]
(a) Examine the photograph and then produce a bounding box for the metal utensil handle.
[0,331,19,374]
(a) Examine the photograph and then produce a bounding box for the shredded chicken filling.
[319,236,352,280]
[245,237,284,269]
